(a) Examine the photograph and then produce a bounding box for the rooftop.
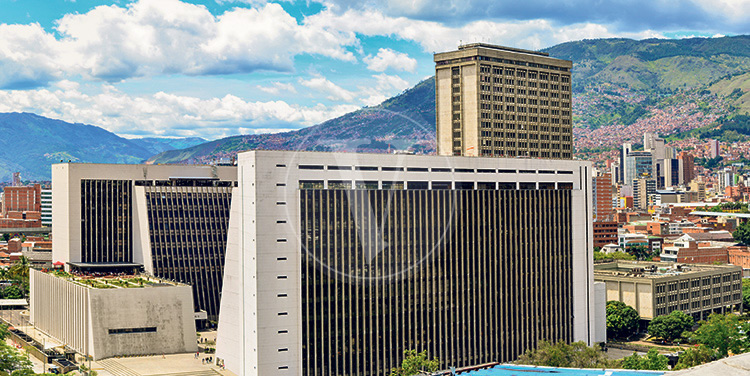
[594,261,736,279]
[457,43,549,57]
[46,270,184,289]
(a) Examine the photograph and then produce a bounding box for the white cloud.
[304,8,664,52]
[299,76,357,102]
[0,84,358,139]
[0,0,359,88]
[363,48,417,72]
[257,82,297,95]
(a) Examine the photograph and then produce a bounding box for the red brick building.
[593,221,618,248]
[728,245,750,271]
[594,173,613,220]
[2,184,41,215]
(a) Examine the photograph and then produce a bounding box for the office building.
[30,269,197,360]
[620,143,633,184]
[52,163,236,323]
[624,151,653,185]
[595,261,742,320]
[41,188,51,227]
[678,152,695,184]
[709,139,720,158]
[216,150,598,376]
[632,178,656,210]
[593,172,613,220]
[434,44,573,159]
[2,183,41,215]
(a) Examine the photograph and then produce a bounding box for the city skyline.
[0,0,746,141]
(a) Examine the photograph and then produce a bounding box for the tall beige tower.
[435,43,573,159]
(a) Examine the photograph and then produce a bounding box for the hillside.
[148,78,436,164]
[148,35,750,164]
[0,113,206,180]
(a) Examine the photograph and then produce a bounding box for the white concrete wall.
[30,269,91,355]
[30,269,197,360]
[594,282,607,344]
[88,285,197,359]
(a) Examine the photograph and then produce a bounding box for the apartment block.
[216,150,597,376]
[52,163,237,323]
[435,44,573,159]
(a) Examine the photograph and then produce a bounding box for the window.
[299,165,324,170]
[109,327,157,335]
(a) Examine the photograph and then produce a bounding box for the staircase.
[97,359,141,376]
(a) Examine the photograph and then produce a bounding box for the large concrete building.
[434,43,573,159]
[216,150,598,376]
[595,261,742,320]
[30,269,197,360]
[52,163,237,323]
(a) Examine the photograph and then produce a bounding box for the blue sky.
[0,0,746,140]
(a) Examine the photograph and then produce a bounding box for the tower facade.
[435,43,573,159]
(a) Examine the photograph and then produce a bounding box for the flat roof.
[595,261,739,279]
[458,43,549,57]
[690,211,750,218]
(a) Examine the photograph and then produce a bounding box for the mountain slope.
[0,113,209,180]
[130,137,207,155]
[148,78,436,164]
[543,36,750,92]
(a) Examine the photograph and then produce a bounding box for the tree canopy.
[648,311,694,342]
[733,221,750,245]
[389,350,439,376]
[673,345,716,370]
[516,340,615,369]
[606,301,640,339]
[621,348,669,371]
[690,313,750,358]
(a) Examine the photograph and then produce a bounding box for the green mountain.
[149,35,750,164]
[0,112,206,180]
[543,36,750,92]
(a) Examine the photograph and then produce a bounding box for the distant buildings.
[709,139,720,158]
[434,43,573,159]
[216,150,599,376]
[595,261,742,320]
[0,183,43,228]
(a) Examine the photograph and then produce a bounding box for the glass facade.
[300,188,574,376]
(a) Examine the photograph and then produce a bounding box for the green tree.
[389,350,439,376]
[673,345,715,370]
[0,286,23,300]
[516,340,614,368]
[1,234,9,242]
[733,221,750,245]
[648,311,694,342]
[621,348,669,370]
[743,278,750,311]
[606,301,640,339]
[690,313,750,357]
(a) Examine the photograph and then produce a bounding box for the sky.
[0,0,747,141]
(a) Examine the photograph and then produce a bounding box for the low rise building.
[594,261,742,320]
[660,234,731,264]
[30,268,197,360]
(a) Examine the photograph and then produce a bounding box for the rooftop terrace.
[45,270,184,289]
[594,261,734,279]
